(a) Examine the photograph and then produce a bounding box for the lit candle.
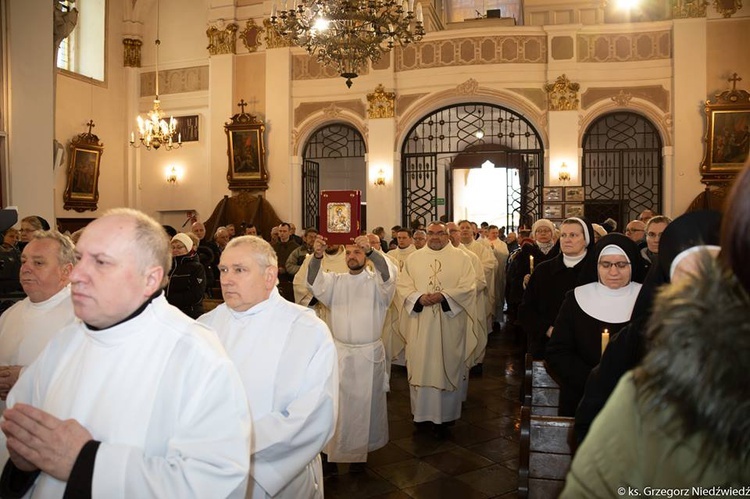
[416,3,423,22]
[529,254,534,274]
[130,132,135,144]
[601,328,609,355]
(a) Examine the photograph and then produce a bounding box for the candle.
[601,328,609,355]
[130,132,135,144]
[529,255,534,274]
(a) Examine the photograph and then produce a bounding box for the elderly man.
[273,223,299,301]
[285,227,318,277]
[307,235,394,473]
[625,219,647,244]
[1,209,251,498]
[397,222,477,436]
[0,231,76,408]
[191,221,207,244]
[200,236,337,498]
[486,225,509,323]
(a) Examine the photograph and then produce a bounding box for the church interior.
[2,0,748,234]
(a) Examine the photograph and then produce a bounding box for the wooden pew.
[519,354,575,498]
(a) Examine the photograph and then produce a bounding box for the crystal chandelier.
[270,0,425,88]
[130,0,181,151]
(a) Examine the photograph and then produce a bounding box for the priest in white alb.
[383,228,417,367]
[397,222,477,436]
[200,235,338,498]
[293,244,347,330]
[307,234,395,472]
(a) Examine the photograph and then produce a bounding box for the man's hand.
[1,404,93,481]
[312,235,327,258]
[546,326,554,338]
[418,292,444,306]
[0,365,22,401]
[353,235,371,254]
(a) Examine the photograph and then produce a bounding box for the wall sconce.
[166,165,179,185]
[558,162,571,182]
[374,168,386,187]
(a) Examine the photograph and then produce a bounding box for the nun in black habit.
[518,217,596,360]
[574,210,722,443]
[546,233,645,416]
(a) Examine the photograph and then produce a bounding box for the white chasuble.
[309,258,396,462]
[384,245,415,366]
[199,288,338,498]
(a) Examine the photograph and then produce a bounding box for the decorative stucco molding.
[207,21,238,55]
[264,19,292,49]
[713,0,742,17]
[545,74,580,111]
[672,0,708,18]
[139,66,210,97]
[367,85,396,119]
[239,19,264,52]
[577,31,671,62]
[123,38,142,68]
[294,100,366,128]
[581,85,670,113]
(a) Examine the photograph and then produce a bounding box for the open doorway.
[452,161,522,229]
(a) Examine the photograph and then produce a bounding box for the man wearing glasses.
[641,215,672,269]
[624,220,646,244]
[396,222,477,438]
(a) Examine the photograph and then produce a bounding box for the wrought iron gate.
[301,160,319,229]
[401,103,544,230]
[582,112,662,228]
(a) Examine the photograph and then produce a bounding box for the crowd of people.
[0,162,748,497]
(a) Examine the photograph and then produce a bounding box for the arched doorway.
[581,112,663,228]
[401,103,544,231]
[301,123,367,229]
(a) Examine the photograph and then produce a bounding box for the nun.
[546,233,644,416]
[574,210,722,442]
[519,217,596,360]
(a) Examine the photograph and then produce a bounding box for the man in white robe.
[1,208,251,499]
[200,235,338,498]
[383,229,416,367]
[307,235,395,470]
[0,231,77,468]
[293,245,347,330]
[397,222,477,436]
[487,225,509,323]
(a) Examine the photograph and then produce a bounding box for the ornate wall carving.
[140,66,209,97]
[239,19,264,52]
[206,22,238,55]
[545,74,580,111]
[577,31,671,62]
[123,38,142,68]
[294,100,366,128]
[367,85,396,119]
[395,35,547,72]
[581,85,670,112]
[264,19,292,49]
[292,54,369,81]
[672,0,708,18]
[713,0,742,17]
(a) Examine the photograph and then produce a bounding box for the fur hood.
[635,254,750,463]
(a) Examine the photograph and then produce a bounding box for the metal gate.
[582,112,662,228]
[302,124,366,229]
[401,103,544,230]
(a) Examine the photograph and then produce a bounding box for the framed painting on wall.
[63,126,103,212]
[543,187,563,202]
[543,204,563,219]
[564,186,585,202]
[225,100,268,190]
[565,203,585,218]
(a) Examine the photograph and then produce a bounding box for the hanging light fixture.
[270,0,425,88]
[130,0,181,151]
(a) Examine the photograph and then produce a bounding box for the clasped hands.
[0,365,22,401]
[1,403,92,481]
[418,292,444,307]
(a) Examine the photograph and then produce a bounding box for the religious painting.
[225,101,268,190]
[543,204,563,219]
[565,203,585,218]
[542,187,563,202]
[700,78,750,185]
[564,186,585,202]
[320,190,361,245]
[63,126,103,212]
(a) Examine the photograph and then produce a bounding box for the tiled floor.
[324,323,523,498]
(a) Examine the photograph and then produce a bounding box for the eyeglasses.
[646,232,663,239]
[625,229,644,234]
[599,261,631,269]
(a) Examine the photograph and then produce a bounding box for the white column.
[6,0,54,221]
[671,18,707,216]
[124,65,142,208]
[208,54,235,207]
[265,47,293,222]
[365,117,398,231]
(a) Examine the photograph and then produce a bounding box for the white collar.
[575,281,642,323]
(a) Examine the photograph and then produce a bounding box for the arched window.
[582,112,663,228]
[56,0,106,82]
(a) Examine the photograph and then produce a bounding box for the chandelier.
[130,0,181,151]
[270,0,425,88]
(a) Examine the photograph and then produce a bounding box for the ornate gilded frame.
[63,123,103,212]
[225,100,268,190]
[700,76,750,185]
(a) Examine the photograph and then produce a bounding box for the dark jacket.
[505,242,559,318]
[166,253,207,319]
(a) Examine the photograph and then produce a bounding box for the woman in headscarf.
[166,233,207,319]
[561,167,749,496]
[519,217,595,360]
[574,210,722,442]
[546,233,644,416]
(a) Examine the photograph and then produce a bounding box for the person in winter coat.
[166,233,207,319]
